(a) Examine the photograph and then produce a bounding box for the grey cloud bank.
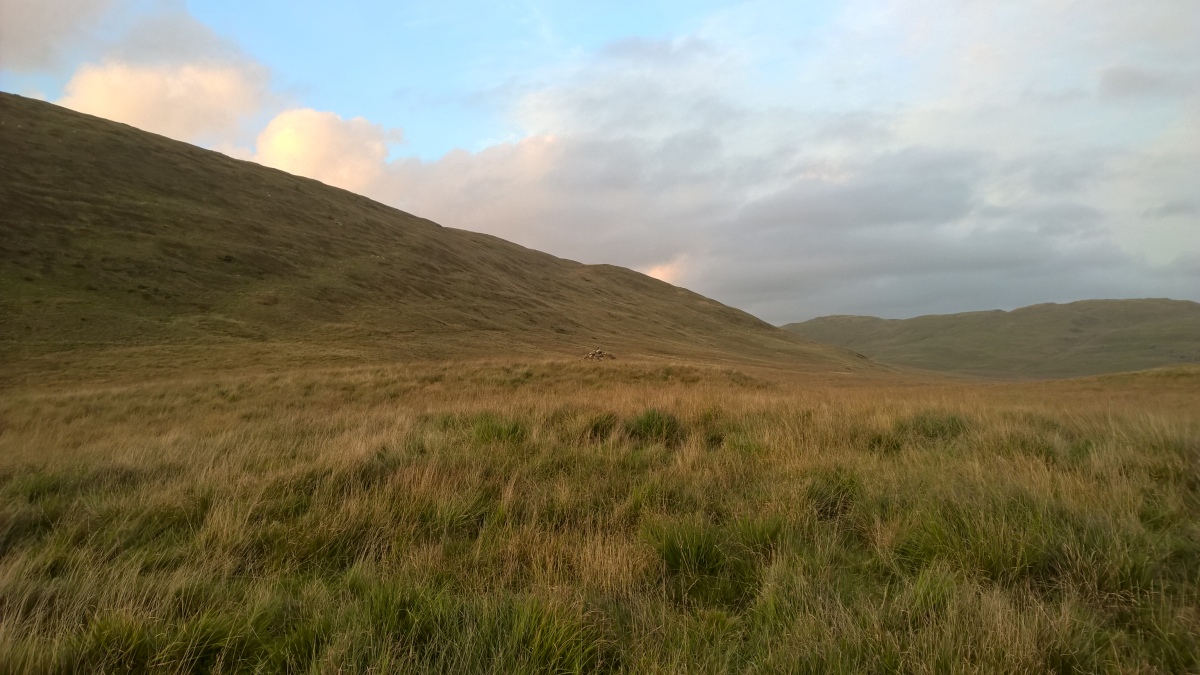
[366,2,1198,322]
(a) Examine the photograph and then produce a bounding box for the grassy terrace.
[1,361,1198,673]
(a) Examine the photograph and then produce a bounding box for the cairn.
[581,348,616,361]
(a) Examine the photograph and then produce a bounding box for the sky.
[2,0,1198,322]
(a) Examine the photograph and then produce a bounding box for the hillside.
[783,299,1200,378]
[0,93,864,382]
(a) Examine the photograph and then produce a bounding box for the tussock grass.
[625,409,685,448]
[1,361,1198,672]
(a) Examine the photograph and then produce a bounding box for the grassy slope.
[783,299,1200,378]
[0,93,861,384]
[1,362,1197,672]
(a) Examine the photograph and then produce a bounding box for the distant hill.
[0,93,865,381]
[783,299,1200,378]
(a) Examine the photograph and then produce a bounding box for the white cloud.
[37,3,277,146]
[107,4,249,66]
[58,61,270,145]
[252,109,400,194]
[0,0,118,70]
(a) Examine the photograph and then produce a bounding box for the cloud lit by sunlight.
[252,109,399,194]
[644,256,688,285]
[58,61,268,145]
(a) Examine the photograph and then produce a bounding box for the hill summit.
[0,93,861,380]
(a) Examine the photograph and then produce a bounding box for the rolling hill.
[783,299,1200,378]
[0,93,864,383]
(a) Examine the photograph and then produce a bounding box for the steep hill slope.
[0,93,863,381]
[783,299,1200,378]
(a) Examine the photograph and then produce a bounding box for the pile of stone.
[581,348,617,361]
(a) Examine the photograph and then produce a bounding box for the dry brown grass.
[0,360,1197,672]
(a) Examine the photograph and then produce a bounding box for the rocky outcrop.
[581,348,616,361]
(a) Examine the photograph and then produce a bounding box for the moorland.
[1,93,1198,673]
[785,300,1200,379]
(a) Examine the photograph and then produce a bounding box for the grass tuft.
[472,414,528,445]
[806,467,862,521]
[586,413,620,443]
[896,412,970,441]
[646,519,762,610]
[625,409,684,448]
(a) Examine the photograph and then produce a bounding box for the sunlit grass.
[1,361,1197,672]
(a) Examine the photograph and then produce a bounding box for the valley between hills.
[1,93,1198,673]
[785,299,1200,379]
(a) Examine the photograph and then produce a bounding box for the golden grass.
[0,360,1197,672]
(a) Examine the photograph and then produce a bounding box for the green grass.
[625,409,685,448]
[24,582,613,673]
[1,362,1197,672]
